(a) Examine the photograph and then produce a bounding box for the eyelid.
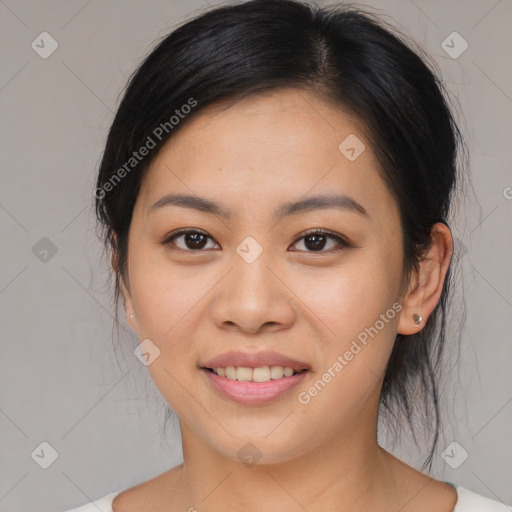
[161,227,219,249]
[292,228,349,246]
[161,227,349,252]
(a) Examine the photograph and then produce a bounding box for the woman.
[64,0,510,510]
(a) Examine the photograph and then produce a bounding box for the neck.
[175,413,399,512]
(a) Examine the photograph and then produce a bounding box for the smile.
[200,366,310,405]
[205,365,303,382]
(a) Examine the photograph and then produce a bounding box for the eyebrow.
[148,193,368,219]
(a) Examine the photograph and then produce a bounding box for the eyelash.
[161,228,349,254]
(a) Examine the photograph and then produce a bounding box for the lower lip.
[200,368,309,405]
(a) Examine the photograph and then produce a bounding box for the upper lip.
[200,350,311,371]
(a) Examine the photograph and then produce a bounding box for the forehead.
[137,88,395,220]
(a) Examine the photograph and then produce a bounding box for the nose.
[209,252,296,335]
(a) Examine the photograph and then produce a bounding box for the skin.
[113,88,456,511]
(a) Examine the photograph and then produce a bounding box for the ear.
[398,222,453,335]
[112,247,140,335]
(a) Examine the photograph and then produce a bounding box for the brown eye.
[290,229,349,253]
[161,228,348,253]
[163,229,218,251]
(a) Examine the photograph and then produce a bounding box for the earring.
[413,313,423,325]
[129,314,135,319]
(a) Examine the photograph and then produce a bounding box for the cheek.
[288,249,403,409]
[128,242,203,340]
[127,250,210,414]
[131,269,207,342]
[291,266,401,422]
[129,236,403,348]
[292,251,402,342]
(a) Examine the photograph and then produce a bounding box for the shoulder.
[453,485,511,511]
[59,490,123,512]
[62,466,183,512]
[59,466,183,511]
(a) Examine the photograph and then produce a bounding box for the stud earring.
[129,314,135,319]
[413,313,423,325]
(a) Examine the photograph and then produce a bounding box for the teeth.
[283,367,294,377]
[236,366,253,381]
[252,366,271,382]
[213,365,299,382]
[225,366,236,380]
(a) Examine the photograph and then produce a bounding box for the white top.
[61,484,511,511]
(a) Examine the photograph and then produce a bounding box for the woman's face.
[122,88,408,464]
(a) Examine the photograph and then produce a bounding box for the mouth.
[198,351,311,404]
[201,365,308,382]
[199,365,310,405]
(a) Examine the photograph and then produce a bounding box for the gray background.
[0,0,511,510]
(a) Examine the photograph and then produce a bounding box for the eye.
[161,228,349,253]
[162,228,219,251]
[289,229,349,253]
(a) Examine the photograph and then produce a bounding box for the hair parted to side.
[95,0,466,471]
